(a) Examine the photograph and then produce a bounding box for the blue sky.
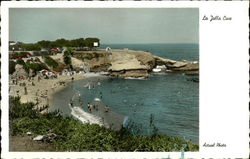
[9,8,199,44]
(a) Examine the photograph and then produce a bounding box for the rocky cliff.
[73,49,199,77]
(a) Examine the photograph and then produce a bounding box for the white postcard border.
[1,1,249,158]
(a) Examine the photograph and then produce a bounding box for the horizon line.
[101,43,199,45]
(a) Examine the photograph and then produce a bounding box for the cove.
[50,73,199,144]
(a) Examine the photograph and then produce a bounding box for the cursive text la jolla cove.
[203,142,226,147]
[202,15,232,22]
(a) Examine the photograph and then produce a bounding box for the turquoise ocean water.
[100,43,199,61]
[51,43,199,144]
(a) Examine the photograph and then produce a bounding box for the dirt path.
[9,135,56,152]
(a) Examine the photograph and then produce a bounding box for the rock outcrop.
[73,49,199,77]
[73,51,111,72]
[9,49,198,78]
[108,50,152,77]
[154,55,199,74]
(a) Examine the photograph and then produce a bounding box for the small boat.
[152,68,161,72]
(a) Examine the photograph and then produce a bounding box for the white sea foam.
[70,106,104,126]
[122,116,129,128]
[124,77,146,80]
[84,72,102,78]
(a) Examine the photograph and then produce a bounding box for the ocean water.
[51,43,199,144]
[100,43,199,61]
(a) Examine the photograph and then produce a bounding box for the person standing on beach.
[24,87,28,95]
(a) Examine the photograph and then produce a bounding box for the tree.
[63,50,72,66]
[85,38,100,49]
[37,40,52,48]
[55,38,69,47]
[67,47,74,56]
[68,39,78,47]
[63,56,71,66]
[26,63,47,73]
[17,37,100,52]
[76,38,85,48]
[68,38,85,48]
[20,43,41,51]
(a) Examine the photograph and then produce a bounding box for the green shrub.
[44,56,58,68]
[9,61,16,74]
[80,52,103,60]
[26,63,48,73]
[9,97,199,151]
[63,54,72,65]
[16,58,25,65]
[15,59,30,73]
[11,52,21,57]
[9,96,38,119]
[20,43,41,51]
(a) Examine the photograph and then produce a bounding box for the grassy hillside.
[9,97,199,152]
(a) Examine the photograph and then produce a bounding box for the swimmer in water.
[100,92,103,99]
[87,103,93,113]
[104,105,110,113]
[70,100,73,107]
[89,104,94,113]
[78,93,81,102]
[80,101,83,106]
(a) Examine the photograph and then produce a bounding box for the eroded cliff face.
[73,49,199,77]
[107,50,154,77]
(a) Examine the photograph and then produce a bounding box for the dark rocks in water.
[183,71,199,75]
[170,63,199,72]
[187,78,199,83]
[154,56,199,74]
[109,69,149,78]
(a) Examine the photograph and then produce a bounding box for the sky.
[9,8,199,44]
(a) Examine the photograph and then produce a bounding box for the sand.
[9,73,88,113]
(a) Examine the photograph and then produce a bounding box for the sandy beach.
[9,73,89,113]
